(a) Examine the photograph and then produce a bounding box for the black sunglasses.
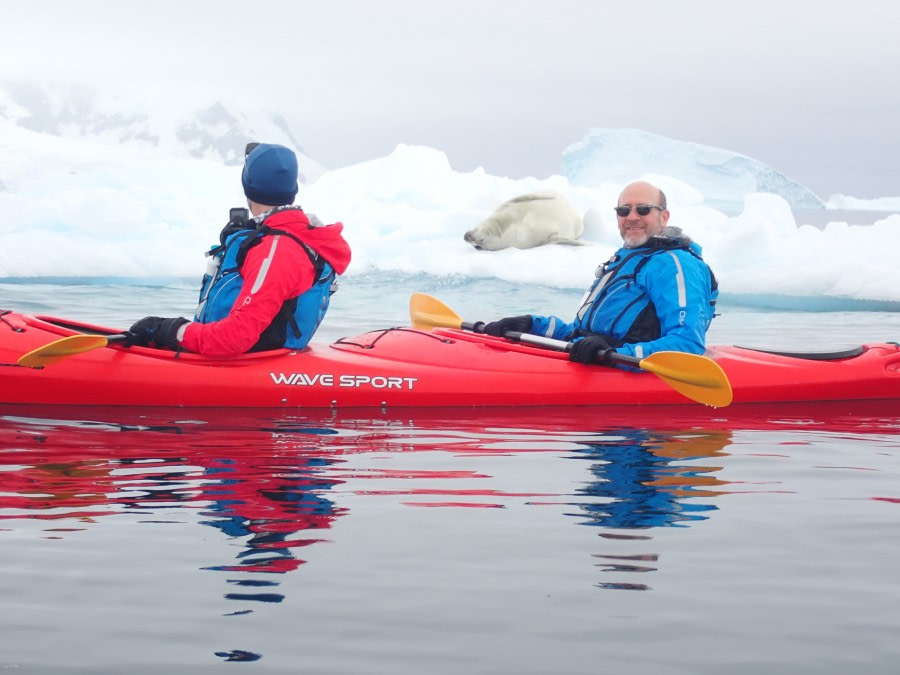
[245,142,260,157]
[614,204,663,217]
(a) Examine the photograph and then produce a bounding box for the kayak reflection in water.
[0,413,348,611]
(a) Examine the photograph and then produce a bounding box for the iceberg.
[562,128,825,213]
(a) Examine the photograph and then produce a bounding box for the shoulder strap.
[234,225,328,279]
[265,227,328,277]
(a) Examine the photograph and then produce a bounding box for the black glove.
[569,335,615,365]
[128,316,189,349]
[483,315,533,337]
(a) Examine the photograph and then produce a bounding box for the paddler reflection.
[199,451,346,605]
[567,428,731,590]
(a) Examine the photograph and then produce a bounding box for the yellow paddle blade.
[409,293,463,331]
[18,335,112,368]
[638,351,733,407]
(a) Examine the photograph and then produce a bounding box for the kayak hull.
[2,311,899,408]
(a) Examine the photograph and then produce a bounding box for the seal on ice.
[464,191,584,250]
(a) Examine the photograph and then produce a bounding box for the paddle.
[409,293,733,407]
[18,333,132,368]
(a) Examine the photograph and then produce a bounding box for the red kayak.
[2,309,899,408]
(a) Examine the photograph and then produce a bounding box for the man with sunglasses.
[483,180,717,366]
[128,142,351,356]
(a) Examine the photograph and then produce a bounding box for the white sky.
[3,0,900,198]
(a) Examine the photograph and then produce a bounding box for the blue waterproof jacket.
[531,227,718,358]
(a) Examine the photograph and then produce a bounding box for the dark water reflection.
[0,406,732,595]
[2,401,898,666]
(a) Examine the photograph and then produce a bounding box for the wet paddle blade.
[409,293,464,331]
[638,351,733,407]
[18,335,112,368]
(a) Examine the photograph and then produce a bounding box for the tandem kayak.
[1,309,899,408]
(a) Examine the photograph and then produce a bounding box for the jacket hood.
[657,225,692,244]
[648,225,703,255]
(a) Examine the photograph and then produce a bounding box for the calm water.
[2,275,900,674]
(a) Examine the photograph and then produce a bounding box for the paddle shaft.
[463,321,641,368]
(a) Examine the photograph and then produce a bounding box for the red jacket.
[180,209,351,356]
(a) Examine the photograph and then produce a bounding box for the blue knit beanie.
[242,143,299,206]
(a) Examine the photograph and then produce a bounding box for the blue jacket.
[531,227,718,358]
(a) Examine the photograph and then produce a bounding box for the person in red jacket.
[129,143,351,356]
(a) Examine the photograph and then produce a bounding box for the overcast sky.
[3,0,899,198]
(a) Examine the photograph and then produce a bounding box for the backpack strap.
[236,226,327,279]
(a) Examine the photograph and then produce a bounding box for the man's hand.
[569,335,615,365]
[483,315,533,337]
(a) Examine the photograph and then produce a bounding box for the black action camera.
[229,207,250,227]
